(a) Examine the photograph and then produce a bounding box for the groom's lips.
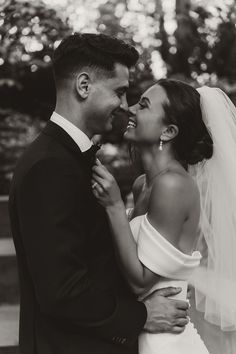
[110,109,119,120]
[108,113,115,122]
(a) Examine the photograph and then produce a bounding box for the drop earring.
[159,139,163,151]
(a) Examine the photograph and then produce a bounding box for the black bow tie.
[82,144,101,166]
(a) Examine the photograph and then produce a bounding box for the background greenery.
[1,0,236,198]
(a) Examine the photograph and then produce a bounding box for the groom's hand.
[143,287,189,334]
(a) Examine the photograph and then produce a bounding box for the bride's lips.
[127,118,137,129]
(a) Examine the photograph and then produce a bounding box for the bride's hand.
[91,159,122,208]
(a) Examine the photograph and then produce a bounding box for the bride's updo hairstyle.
[157,79,213,165]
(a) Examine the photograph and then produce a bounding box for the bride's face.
[124,84,169,144]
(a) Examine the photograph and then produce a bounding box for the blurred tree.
[210,7,236,82]
[158,0,236,88]
[96,0,156,88]
[0,108,44,193]
[0,0,72,116]
[1,0,236,196]
[0,0,72,193]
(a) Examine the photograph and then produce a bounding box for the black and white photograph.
[0,0,236,353]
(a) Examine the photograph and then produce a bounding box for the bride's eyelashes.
[138,101,147,109]
[138,96,150,110]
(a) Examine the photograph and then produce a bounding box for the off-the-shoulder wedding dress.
[130,213,209,354]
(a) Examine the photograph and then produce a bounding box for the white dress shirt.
[50,111,92,152]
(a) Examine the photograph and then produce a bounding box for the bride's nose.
[128,104,137,116]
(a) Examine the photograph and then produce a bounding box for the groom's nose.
[119,94,128,112]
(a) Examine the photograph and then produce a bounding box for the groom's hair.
[53,33,139,85]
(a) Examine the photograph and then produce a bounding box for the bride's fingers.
[92,174,106,188]
[92,172,116,191]
[95,158,102,165]
[92,165,111,179]
[92,167,106,179]
[92,176,107,193]
[91,181,98,189]
[91,178,100,189]
[92,187,102,198]
[92,182,104,194]
[92,187,98,195]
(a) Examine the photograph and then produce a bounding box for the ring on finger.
[92,182,98,189]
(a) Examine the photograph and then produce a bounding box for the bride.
[91,79,236,353]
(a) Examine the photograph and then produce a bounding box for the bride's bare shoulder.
[149,170,199,218]
[147,171,200,249]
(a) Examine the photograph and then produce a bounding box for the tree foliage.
[0,0,72,115]
[158,1,236,84]
[1,0,236,194]
[0,0,72,193]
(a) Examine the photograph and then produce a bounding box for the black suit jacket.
[9,121,147,354]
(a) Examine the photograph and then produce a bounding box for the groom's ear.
[161,124,179,142]
[75,72,91,99]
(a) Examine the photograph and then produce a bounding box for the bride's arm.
[92,162,190,295]
[92,163,159,295]
[106,201,159,295]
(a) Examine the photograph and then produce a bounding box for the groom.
[9,33,189,354]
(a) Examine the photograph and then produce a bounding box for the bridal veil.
[189,86,236,331]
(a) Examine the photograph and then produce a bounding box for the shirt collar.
[50,111,93,152]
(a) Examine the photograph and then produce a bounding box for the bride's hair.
[157,79,213,165]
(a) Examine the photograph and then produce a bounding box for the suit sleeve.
[17,157,147,346]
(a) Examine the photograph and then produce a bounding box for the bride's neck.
[139,144,176,186]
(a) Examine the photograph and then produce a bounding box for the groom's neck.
[54,98,91,137]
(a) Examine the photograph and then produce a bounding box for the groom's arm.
[17,157,146,346]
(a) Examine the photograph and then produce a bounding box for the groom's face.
[86,63,129,134]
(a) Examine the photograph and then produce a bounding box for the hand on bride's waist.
[91,159,124,209]
[143,287,190,334]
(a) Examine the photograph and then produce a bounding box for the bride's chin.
[123,128,136,142]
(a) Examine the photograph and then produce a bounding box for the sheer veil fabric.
[188,87,236,331]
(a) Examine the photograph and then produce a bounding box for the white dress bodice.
[130,214,202,300]
[129,214,209,354]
